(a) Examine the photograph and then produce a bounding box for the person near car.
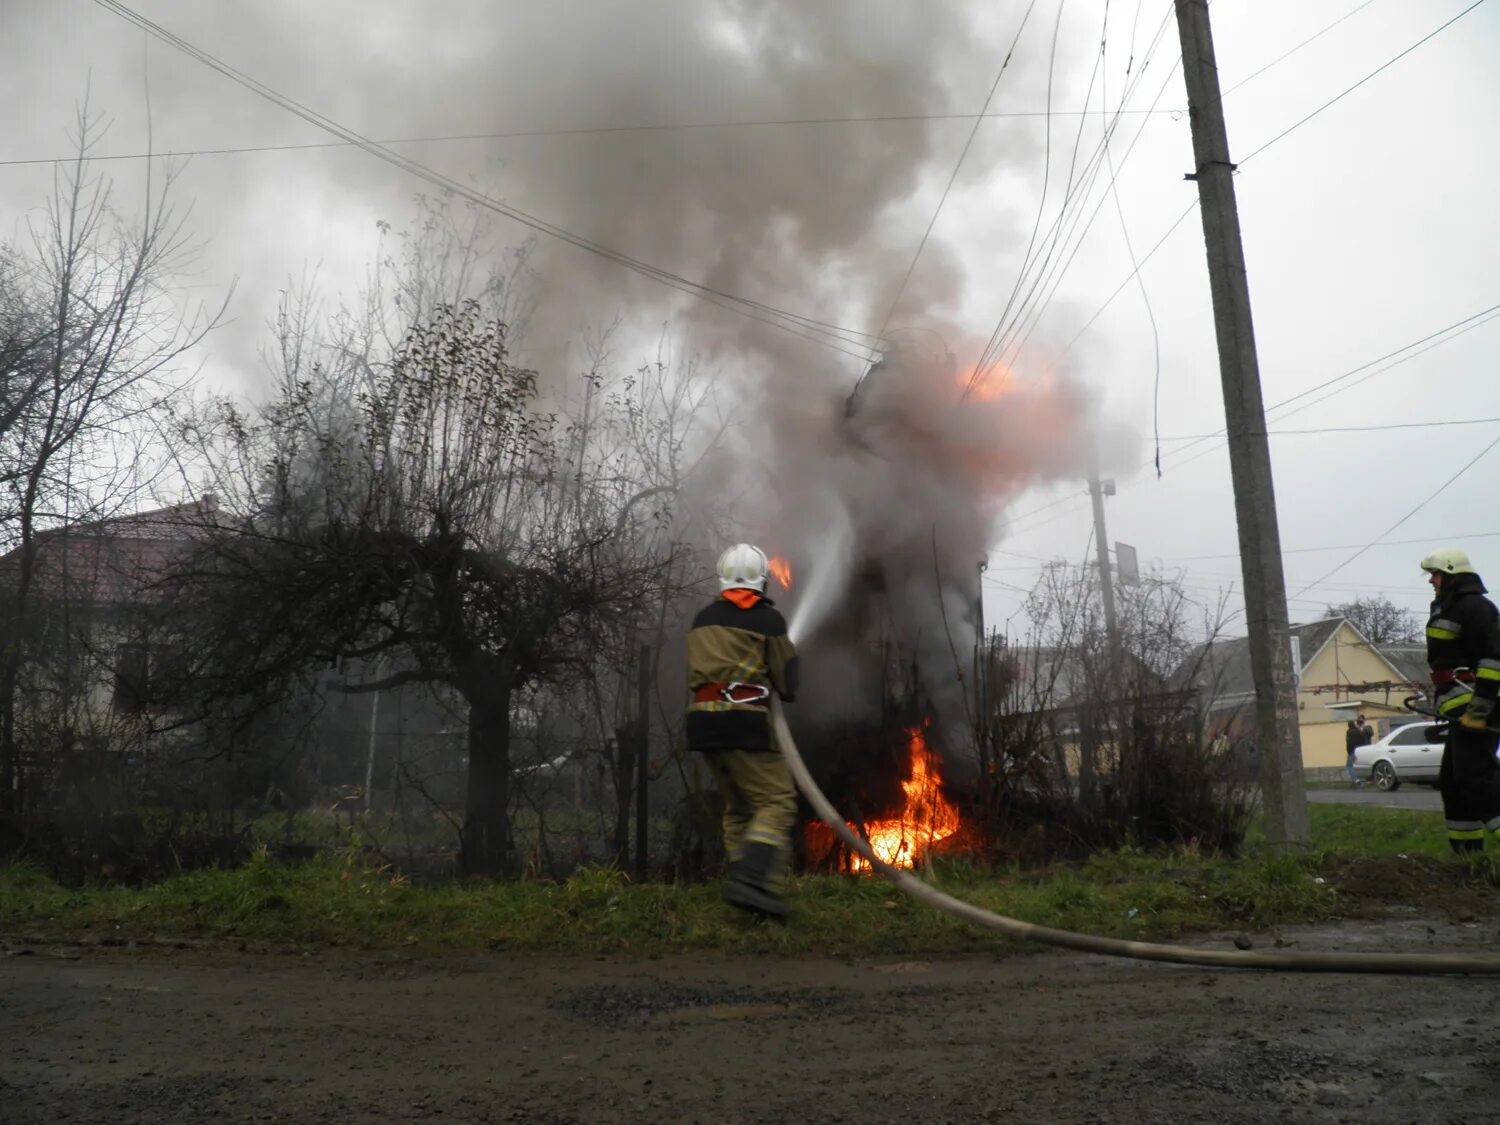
[1344,719,1365,788]
[1420,549,1500,853]
[1358,714,1374,747]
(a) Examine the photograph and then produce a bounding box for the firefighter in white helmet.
[1420,548,1500,852]
[685,543,800,917]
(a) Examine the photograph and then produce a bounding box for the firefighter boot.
[724,841,788,920]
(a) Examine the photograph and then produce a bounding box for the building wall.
[1296,623,1416,768]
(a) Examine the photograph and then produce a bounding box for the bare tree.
[174,280,696,874]
[1324,596,1420,646]
[0,110,218,811]
[974,563,1251,857]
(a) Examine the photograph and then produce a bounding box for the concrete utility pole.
[1087,456,1121,661]
[1175,0,1309,850]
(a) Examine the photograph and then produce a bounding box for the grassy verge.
[2,805,1493,957]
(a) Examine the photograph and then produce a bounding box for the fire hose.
[770,698,1500,975]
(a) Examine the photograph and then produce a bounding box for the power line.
[1003,488,1092,532]
[977,0,1081,381]
[1001,302,1500,545]
[1217,0,1384,99]
[91,0,882,364]
[0,108,1186,169]
[1157,302,1500,471]
[1055,0,1467,361]
[1289,431,1500,600]
[974,1,1181,383]
[999,0,1380,370]
[1175,531,1500,562]
[867,0,1041,354]
[1157,416,1500,440]
[1102,89,1163,476]
[1240,0,1490,164]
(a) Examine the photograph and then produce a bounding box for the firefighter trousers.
[1438,724,1500,852]
[704,747,797,890]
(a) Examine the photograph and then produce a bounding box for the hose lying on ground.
[771,698,1500,975]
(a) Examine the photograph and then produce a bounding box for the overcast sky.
[5,0,1498,642]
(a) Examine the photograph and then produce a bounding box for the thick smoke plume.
[735,346,1086,743]
[10,1,1097,731]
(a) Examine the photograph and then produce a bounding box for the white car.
[1351,723,1444,790]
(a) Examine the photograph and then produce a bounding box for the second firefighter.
[1421,548,1500,853]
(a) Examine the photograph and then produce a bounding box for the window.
[112,644,149,714]
[111,643,188,714]
[151,647,188,701]
[1391,725,1432,746]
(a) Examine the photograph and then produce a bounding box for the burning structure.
[731,344,1087,871]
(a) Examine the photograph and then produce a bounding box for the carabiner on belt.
[720,681,772,705]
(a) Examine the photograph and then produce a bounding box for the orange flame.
[957,363,1012,403]
[806,726,960,874]
[768,556,793,591]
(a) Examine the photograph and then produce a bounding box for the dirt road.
[5,918,1500,1124]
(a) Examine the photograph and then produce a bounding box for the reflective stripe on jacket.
[685,592,799,751]
[1427,572,1500,709]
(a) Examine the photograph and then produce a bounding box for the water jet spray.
[785,502,854,647]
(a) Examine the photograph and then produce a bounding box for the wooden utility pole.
[1175,0,1308,849]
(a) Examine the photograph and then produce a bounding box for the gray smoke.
[9,0,1099,730]
[738,344,1087,742]
[6,1,1064,376]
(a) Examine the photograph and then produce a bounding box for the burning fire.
[768,556,793,591]
[807,725,961,874]
[958,363,1012,403]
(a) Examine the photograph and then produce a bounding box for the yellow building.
[1183,618,1425,770]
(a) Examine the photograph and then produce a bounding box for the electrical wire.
[1101,40,1163,477]
[874,0,1041,339]
[90,0,883,364]
[1059,198,1196,355]
[999,301,1500,541]
[980,0,1078,382]
[1218,0,1384,100]
[1157,416,1500,441]
[1158,303,1500,472]
[976,2,1180,382]
[1176,531,1500,562]
[845,0,1042,409]
[0,109,1187,169]
[1051,0,1459,364]
[1288,431,1500,600]
[1239,0,1490,165]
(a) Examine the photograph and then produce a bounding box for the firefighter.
[1421,548,1500,853]
[686,543,800,918]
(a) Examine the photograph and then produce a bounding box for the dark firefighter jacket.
[1426,572,1500,720]
[685,590,799,751]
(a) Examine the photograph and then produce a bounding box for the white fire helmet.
[717,543,768,593]
[1420,548,1476,576]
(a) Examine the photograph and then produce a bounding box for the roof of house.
[997,644,1169,712]
[0,496,217,608]
[1174,617,1342,703]
[1376,644,1430,690]
[1177,617,1429,713]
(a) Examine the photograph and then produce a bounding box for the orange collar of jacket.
[721,589,761,610]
